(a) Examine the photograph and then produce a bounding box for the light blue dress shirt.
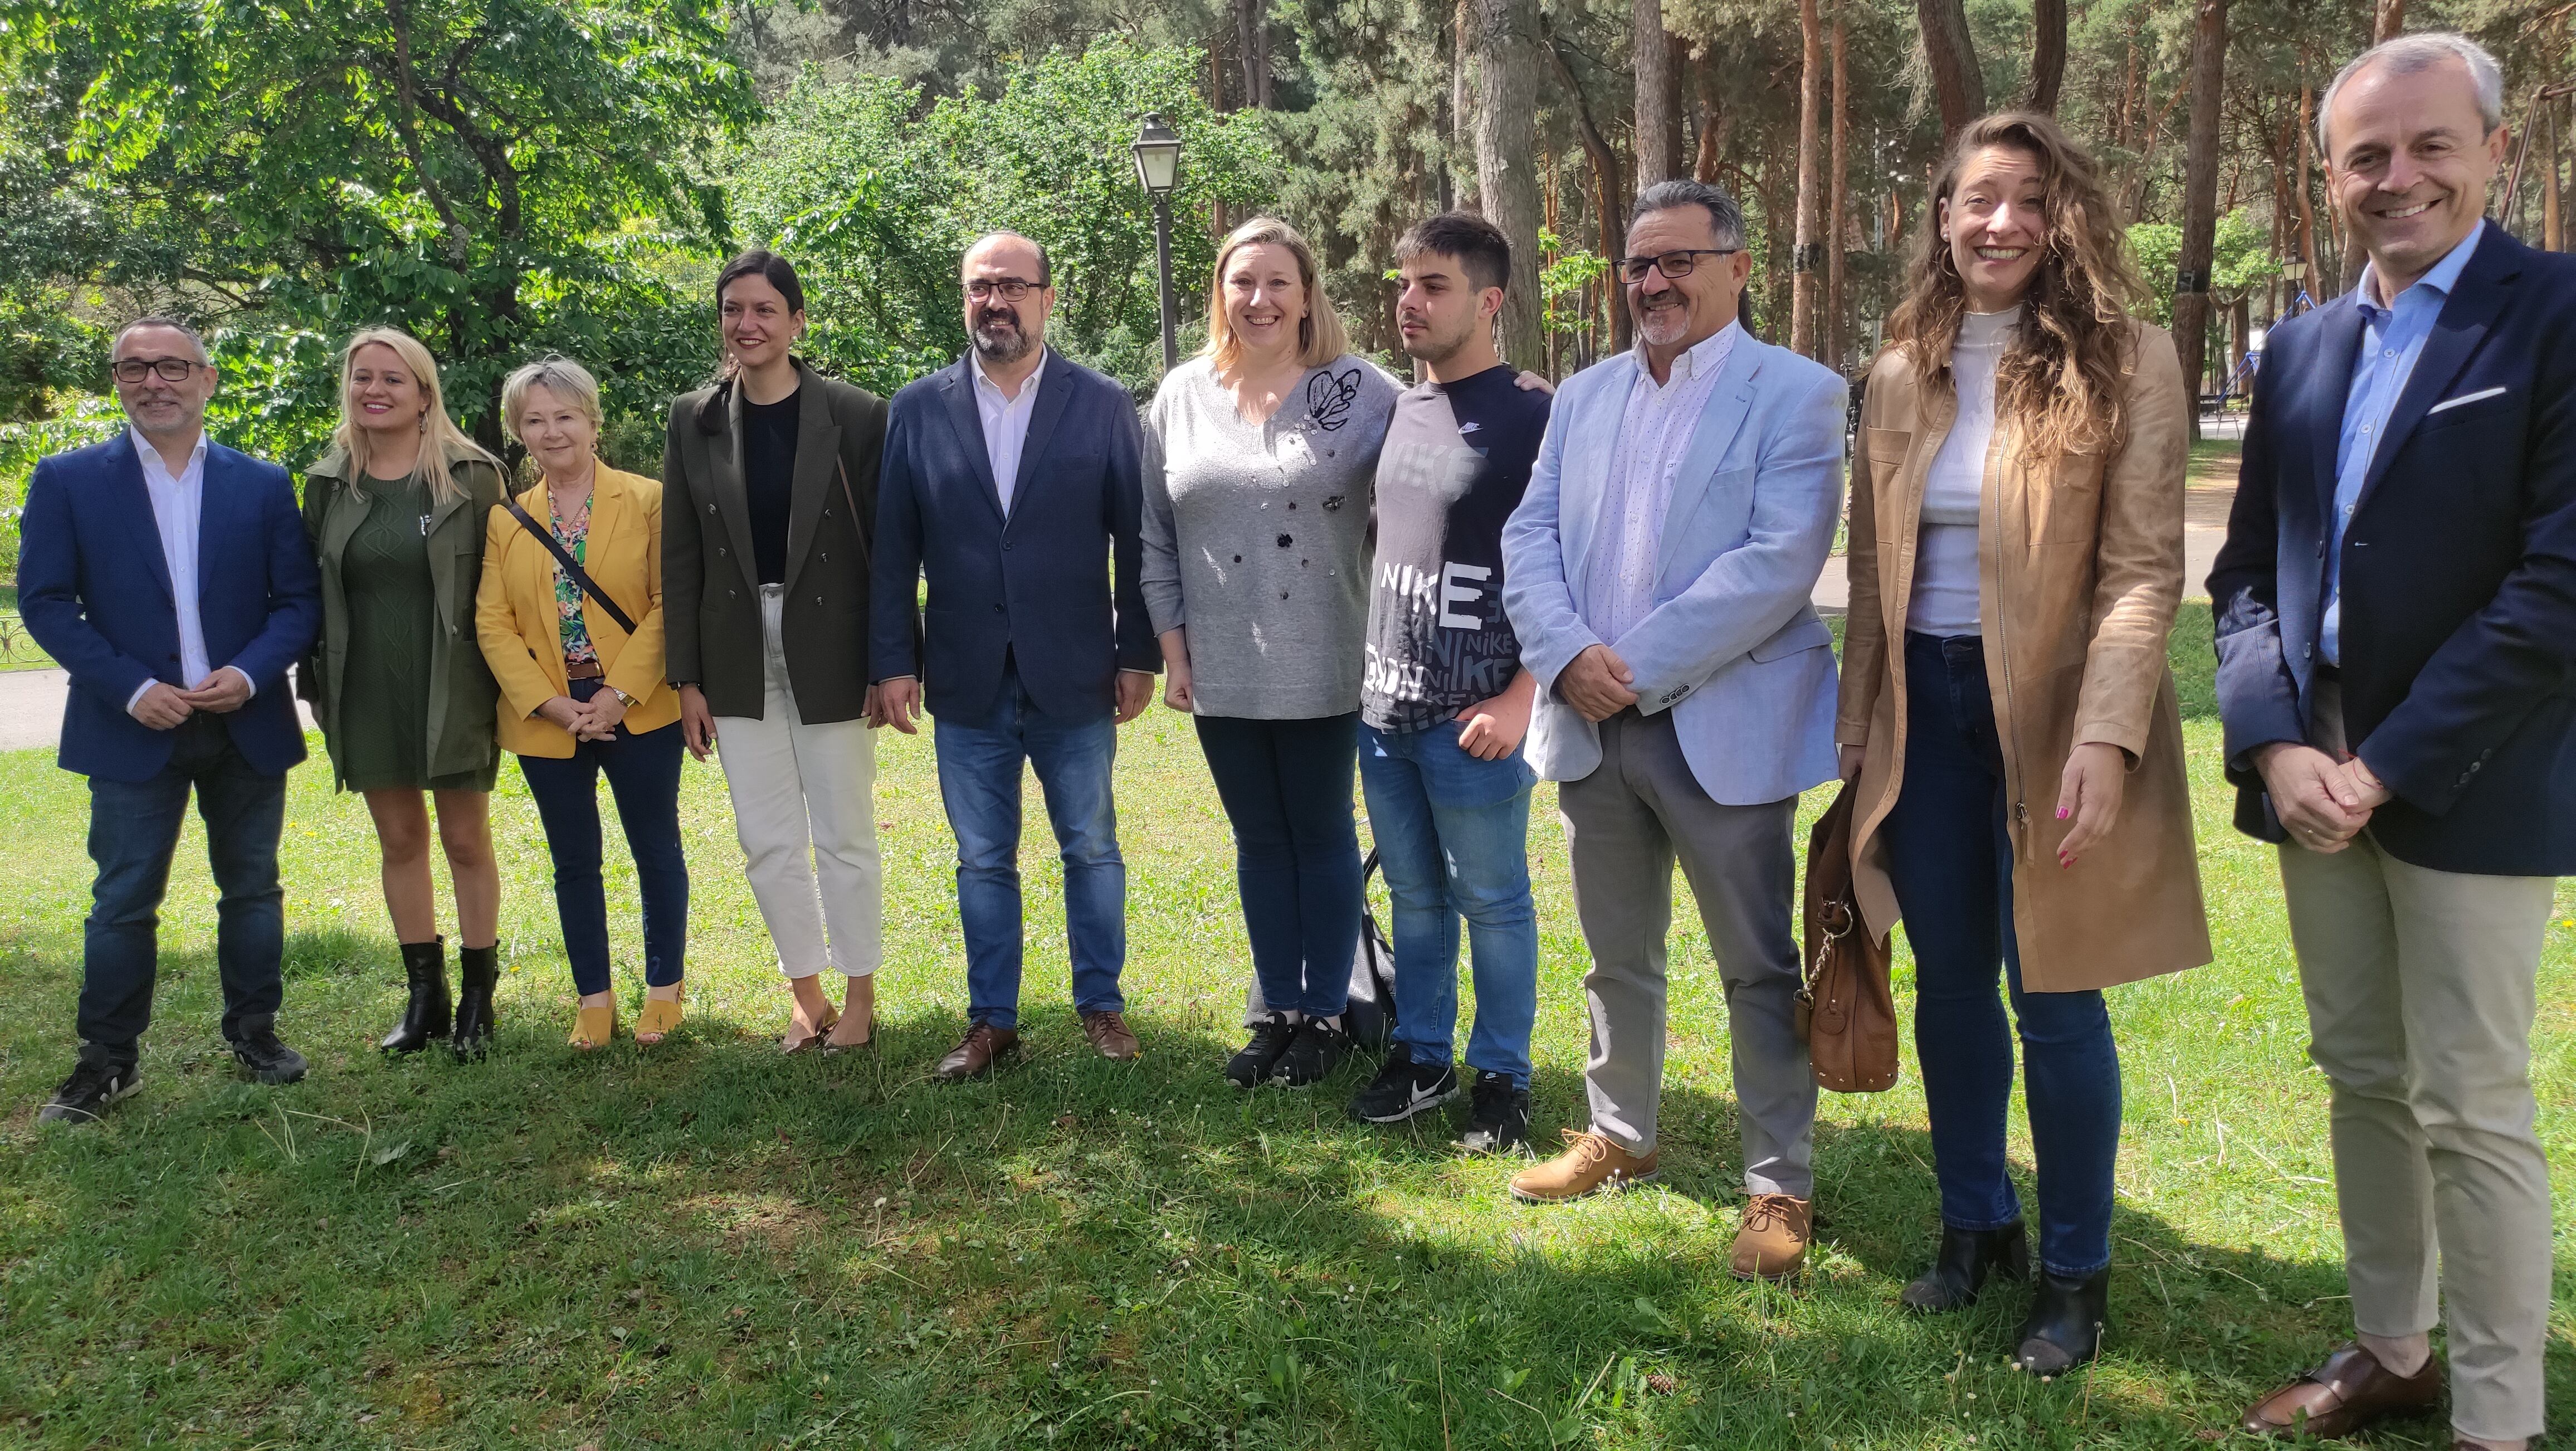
[2321,223,2483,665]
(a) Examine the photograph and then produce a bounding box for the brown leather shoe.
[933,1022,1020,1082]
[1080,1010,1140,1060]
[1730,1194,1813,1282]
[1507,1128,1658,1203]
[2238,1341,2443,1439]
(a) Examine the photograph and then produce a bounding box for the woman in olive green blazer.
[299,327,509,1063]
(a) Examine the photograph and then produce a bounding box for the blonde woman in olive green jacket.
[298,327,509,1062]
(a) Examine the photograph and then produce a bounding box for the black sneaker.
[1273,1016,1353,1088]
[38,1051,140,1126]
[1226,1016,1301,1089]
[1347,1045,1458,1123]
[229,1017,309,1085]
[1457,1070,1531,1153]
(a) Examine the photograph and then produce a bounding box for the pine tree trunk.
[2026,0,2066,113]
[1916,0,1984,144]
[1791,0,1823,356]
[2373,0,2404,42]
[1546,20,1635,355]
[1233,0,1270,108]
[2172,0,2229,442]
[1634,0,1681,187]
[1827,2,1850,368]
[1472,0,1545,367]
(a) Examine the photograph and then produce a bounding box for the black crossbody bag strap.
[504,498,638,637]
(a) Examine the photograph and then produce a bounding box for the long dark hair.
[695,249,809,435]
[1885,111,2146,461]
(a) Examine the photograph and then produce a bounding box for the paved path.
[0,668,317,753]
[1814,519,2230,616]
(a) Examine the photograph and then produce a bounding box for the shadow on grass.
[1,982,2502,1451]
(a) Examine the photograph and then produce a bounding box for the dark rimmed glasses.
[965,277,1045,301]
[1617,249,1741,284]
[111,357,209,384]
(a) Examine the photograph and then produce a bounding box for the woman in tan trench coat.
[1837,111,2211,1375]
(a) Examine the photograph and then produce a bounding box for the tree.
[1469,0,1545,367]
[1826,1,1850,369]
[1541,16,1632,356]
[1791,0,1823,356]
[2172,0,2229,437]
[1917,0,1984,144]
[1234,0,1274,108]
[1635,0,1682,188]
[6,0,760,450]
[2027,0,2068,113]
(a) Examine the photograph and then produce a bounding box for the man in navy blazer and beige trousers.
[874,232,1159,1083]
[1500,180,1847,1281]
[2214,36,2574,1451]
[17,318,321,1123]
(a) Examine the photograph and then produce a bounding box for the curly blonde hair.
[1886,111,2148,461]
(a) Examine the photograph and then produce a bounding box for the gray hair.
[499,354,605,443]
[1629,179,1746,252]
[113,315,209,364]
[2318,32,2505,153]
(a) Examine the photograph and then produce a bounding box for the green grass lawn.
[0,614,2568,1449]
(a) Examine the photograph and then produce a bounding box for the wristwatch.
[607,686,636,708]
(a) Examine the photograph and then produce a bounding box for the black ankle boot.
[2013,1266,2111,1374]
[380,938,451,1054]
[450,944,499,1062]
[1901,1220,2031,1312]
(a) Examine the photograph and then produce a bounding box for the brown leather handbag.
[1797,781,1900,1092]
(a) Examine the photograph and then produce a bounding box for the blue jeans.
[515,678,690,997]
[933,663,1126,1029]
[1359,719,1538,1086]
[1884,632,2121,1278]
[1195,712,1362,1019]
[79,714,289,1055]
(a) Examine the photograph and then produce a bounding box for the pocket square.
[2428,386,2507,415]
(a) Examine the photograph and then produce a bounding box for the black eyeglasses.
[112,357,208,384]
[965,278,1044,301]
[1617,249,1740,284]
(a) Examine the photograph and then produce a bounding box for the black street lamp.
[1130,113,1184,374]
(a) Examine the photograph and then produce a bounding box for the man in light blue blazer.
[1500,181,1846,1280]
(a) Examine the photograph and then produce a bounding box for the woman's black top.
[741,390,799,585]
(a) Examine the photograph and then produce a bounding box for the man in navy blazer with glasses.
[871,231,1159,1085]
[2211,34,2575,1451]
[17,317,321,1124]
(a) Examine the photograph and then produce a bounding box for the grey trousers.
[1557,708,1816,1197]
[2279,680,2556,1441]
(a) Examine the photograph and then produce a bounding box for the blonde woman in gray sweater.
[1143,217,1401,1090]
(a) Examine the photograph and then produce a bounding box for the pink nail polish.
[2056,806,2070,820]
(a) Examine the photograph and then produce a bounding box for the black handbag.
[1242,848,1401,1048]
[504,496,637,636]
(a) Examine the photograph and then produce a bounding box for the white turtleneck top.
[1906,304,2021,637]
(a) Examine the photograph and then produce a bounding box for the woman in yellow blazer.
[476,356,687,1050]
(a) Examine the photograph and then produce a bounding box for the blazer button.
[729,589,739,598]
[993,603,1004,614]
[2316,541,2326,558]
[820,552,828,561]
[1004,541,1014,551]
[718,547,727,556]
[708,503,716,514]
[2302,644,2313,660]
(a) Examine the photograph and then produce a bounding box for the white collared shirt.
[972,348,1047,515]
[1580,321,1740,646]
[124,427,253,714]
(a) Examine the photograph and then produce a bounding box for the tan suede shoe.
[1507,1128,1658,1203]
[1730,1193,1812,1282]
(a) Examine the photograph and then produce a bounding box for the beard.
[1399,314,1474,366]
[972,308,1036,364]
[1635,294,1691,346]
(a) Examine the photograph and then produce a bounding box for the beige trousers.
[714,584,884,979]
[2276,679,2556,1441]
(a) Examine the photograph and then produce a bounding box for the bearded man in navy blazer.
[872,232,1159,1083]
[17,318,322,1123]
[2212,35,2576,1451]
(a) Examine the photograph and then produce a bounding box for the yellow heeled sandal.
[569,1001,618,1051]
[635,986,685,1046]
